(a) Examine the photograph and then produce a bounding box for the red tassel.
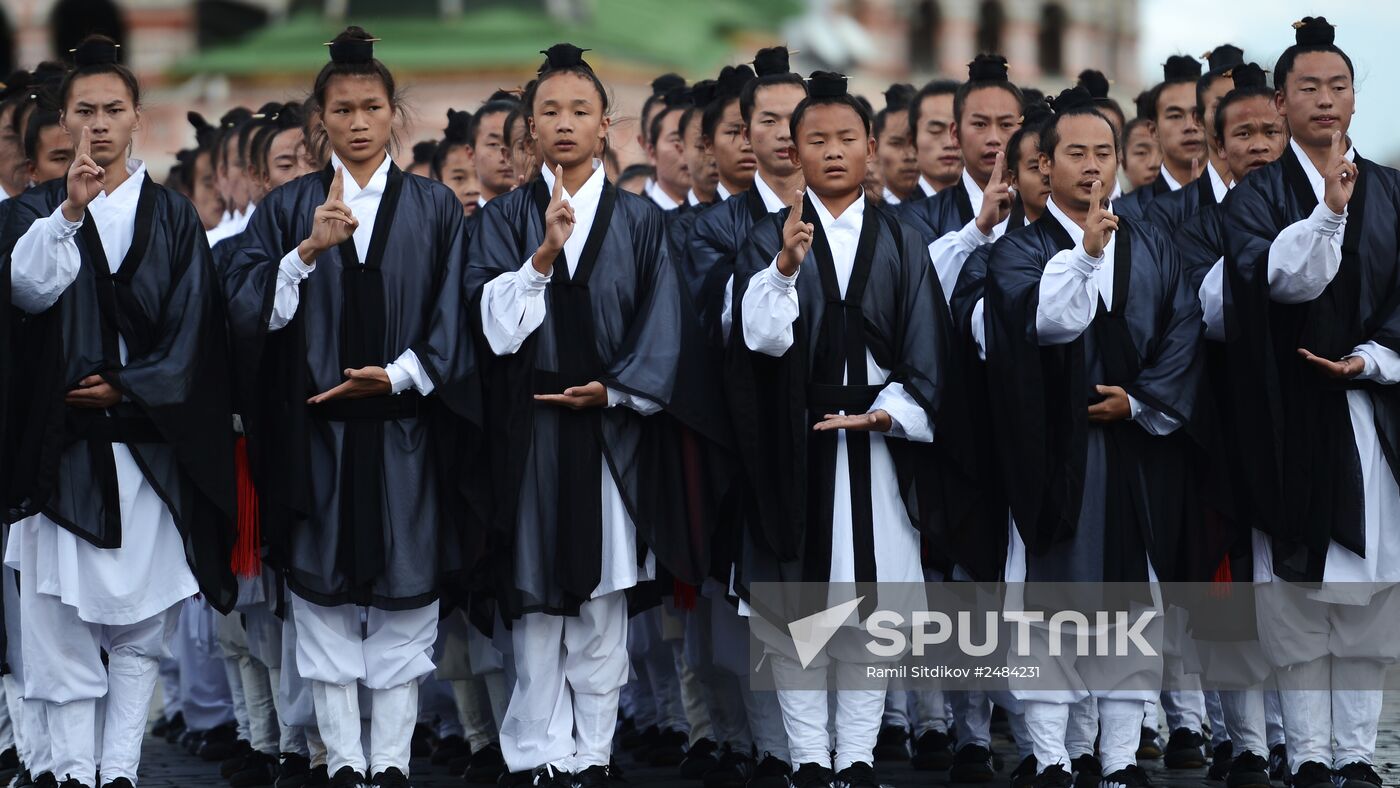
[231,436,262,578]
[673,580,697,611]
[1209,555,1232,599]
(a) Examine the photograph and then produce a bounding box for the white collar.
[687,189,701,207]
[539,159,605,203]
[330,151,392,201]
[752,172,788,213]
[962,168,986,210]
[1206,160,1230,202]
[646,179,680,210]
[918,174,938,196]
[717,181,733,201]
[93,159,147,210]
[478,195,488,208]
[1289,137,1354,201]
[808,188,865,232]
[1159,164,1183,191]
[1045,197,1087,247]
[1110,180,1123,201]
[881,187,902,206]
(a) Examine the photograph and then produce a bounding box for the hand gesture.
[975,151,1012,235]
[65,374,121,409]
[534,165,575,274]
[1086,385,1131,423]
[533,380,608,410]
[812,410,892,433]
[1322,130,1356,215]
[1297,347,1365,380]
[778,189,813,277]
[306,366,391,405]
[1082,180,1118,259]
[61,127,105,223]
[300,168,358,264]
[1190,155,1203,183]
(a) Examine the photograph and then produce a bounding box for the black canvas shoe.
[372,767,411,788]
[1010,757,1038,788]
[329,767,366,788]
[464,742,508,784]
[911,730,955,771]
[1336,762,1384,788]
[1290,761,1333,788]
[950,745,996,783]
[834,762,879,788]
[1033,765,1073,788]
[1163,729,1207,770]
[791,763,835,788]
[1070,754,1102,788]
[1225,751,1270,788]
[705,749,756,788]
[1100,765,1153,788]
[1208,741,1234,781]
[873,726,910,762]
[1267,746,1289,784]
[682,738,722,779]
[748,753,794,788]
[1136,729,1162,761]
[275,753,312,788]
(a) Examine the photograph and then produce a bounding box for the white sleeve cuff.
[1352,341,1400,385]
[48,205,83,238]
[1307,201,1347,236]
[277,248,315,284]
[385,362,412,394]
[871,382,933,443]
[517,256,552,290]
[607,386,663,415]
[384,348,436,396]
[764,255,800,290]
[1069,244,1105,276]
[955,218,995,251]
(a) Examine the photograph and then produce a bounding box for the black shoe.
[873,726,910,762]
[1164,729,1207,770]
[56,780,91,788]
[1100,765,1153,788]
[911,730,955,771]
[622,725,659,752]
[151,715,173,738]
[497,771,532,788]
[1268,746,1289,783]
[0,746,19,783]
[306,765,330,788]
[1290,761,1333,788]
[951,745,996,783]
[1208,742,1234,781]
[1225,751,1270,788]
[411,724,436,758]
[682,739,722,779]
[15,769,34,788]
[101,780,134,788]
[329,766,366,788]
[791,763,835,788]
[433,735,469,768]
[276,754,313,788]
[198,725,241,762]
[464,742,508,784]
[1033,765,1073,788]
[575,765,613,788]
[1011,757,1038,788]
[222,739,258,777]
[834,762,879,788]
[1071,755,1102,788]
[163,712,187,745]
[372,767,411,788]
[182,729,204,755]
[33,774,58,788]
[232,751,281,788]
[748,753,794,788]
[706,749,756,788]
[1136,728,1162,761]
[643,728,689,767]
[530,765,572,788]
[1337,762,1384,788]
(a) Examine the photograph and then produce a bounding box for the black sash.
[954,180,975,227]
[745,186,768,222]
[530,175,618,601]
[70,175,158,547]
[803,196,881,603]
[320,161,405,601]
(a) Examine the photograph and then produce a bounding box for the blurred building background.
[0,0,1140,176]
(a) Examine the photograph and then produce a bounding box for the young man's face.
[683,112,718,199]
[1219,95,1287,182]
[1197,74,1234,160]
[745,82,806,178]
[1277,51,1354,150]
[708,100,756,188]
[651,108,691,196]
[1010,133,1050,217]
[952,86,1021,187]
[1122,123,1162,189]
[914,92,961,188]
[1041,114,1117,214]
[792,103,871,199]
[876,108,918,200]
[1154,81,1205,172]
[473,109,516,199]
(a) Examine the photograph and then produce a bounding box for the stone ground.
[132,692,1400,788]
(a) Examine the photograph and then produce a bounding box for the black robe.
[895,177,973,246]
[223,164,481,610]
[725,196,948,605]
[683,188,768,336]
[1222,145,1400,581]
[1146,170,1219,239]
[465,177,725,619]
[1113,176,1172,223]
[0,176,239,612]
[984,214,1204,582]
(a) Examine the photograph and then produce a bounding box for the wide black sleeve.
[1120,223,1204,424]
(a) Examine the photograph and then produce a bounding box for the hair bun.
[753,46,793,78]
[1132,90,1154,119]
[412,140,437,165]
[486,88,520,104]
[1021,98,1054,128]
[1076,69,1110,99]
[882,83,915,112]
[187,111,217,147]
[650,73,685,97]
[1048,86,1095,113]
[1229,62,1269,89]
[715,64,755,100]
[443,108,472,142]
[968,54,1010,82]
[326,26,378,65]
[1163,54,1203,81]
[689,79,718,108]
[1293,16,1335,46]
[71,36,121,68]
[806,70,848,99]
[1204,44,1244,73]
[539,43,590,73]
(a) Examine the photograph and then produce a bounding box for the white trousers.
[1275,655,1385,773]
[767,628,889,772]
[501,591,630,773]
[1218,688,1267,757]
[1024,696,1142,776]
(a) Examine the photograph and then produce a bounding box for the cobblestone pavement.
[132,690,1400,788]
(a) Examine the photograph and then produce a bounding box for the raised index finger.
[1089,179,1102,211]
[77,126,91,159]
[551,164,565,204]
[784,189,805,229]
[1330,130,1344,163]
[990,150,1005,185]
[326,167,344,204]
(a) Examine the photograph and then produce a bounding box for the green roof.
[171,0,801,79]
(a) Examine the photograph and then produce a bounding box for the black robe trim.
[745,186,767,223]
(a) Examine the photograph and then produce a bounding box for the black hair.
[411,139,438,167]
[1146,55,1203,122]
[1006,100,1053,173]
[1194,70,1235,122]
[1213,63,1275,142]
[702,66,754,141]
[249,102,304,180]
[502,103,526,149]
[22,105,63,162]
[431,108,473,180]
[1120,116,1153,154]
[739,73,807,126]
[640,73,685,139]
[524,44,610,117]
[470,95,521,148]
[1076,69,1123,129]
[873,83,915,140]
[647,98,690,150]
[59,35,141,110]
[1274,16,1354,90]
[213,108,251,172]
[790,72,872,139]
[312,27,400,111]
[617,162,654,187]
[1040,88,1116,160]
[953,55,1022,125]
[908,79,959,147]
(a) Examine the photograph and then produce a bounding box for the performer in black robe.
[1221,20,1400,788]
[664,79,717,271]
[725,72,947,788]
[984,91,1203,788]
[2,39,237,788]
[221,29,479,788]
[467,45,721,788]
[1113,55,1203,222]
